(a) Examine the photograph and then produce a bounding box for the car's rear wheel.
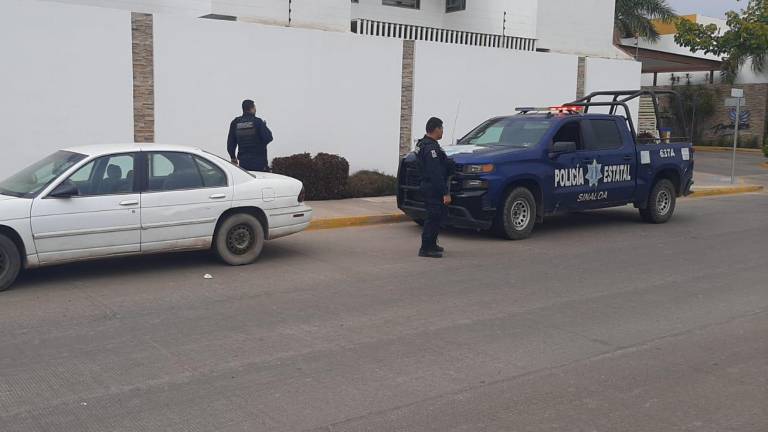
[495,187,536,240]
[0,234,22,292]
[640,179,676,224]
[214,213,265,265]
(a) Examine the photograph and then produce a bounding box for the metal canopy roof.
[618,45,722,73]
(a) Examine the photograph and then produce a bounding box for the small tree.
[677,84,717,144]
[675,0,768,83]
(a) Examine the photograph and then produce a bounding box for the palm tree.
[615,0,676,42]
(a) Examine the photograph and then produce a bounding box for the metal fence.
[352,19,537,51]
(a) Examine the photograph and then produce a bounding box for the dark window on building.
[383,0,420,9]
[446,0,466,12]
[586,119,623,151]
[200,14,237,21]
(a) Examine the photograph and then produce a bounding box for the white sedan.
[0,144,312,291]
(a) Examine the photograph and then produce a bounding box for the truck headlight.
[463,164,494,174]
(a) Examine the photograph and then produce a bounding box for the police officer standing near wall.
[227,99,274,172]
[416,117,454,258]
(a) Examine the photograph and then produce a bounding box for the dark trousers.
[421,196,446,251]
[239,159,269,172]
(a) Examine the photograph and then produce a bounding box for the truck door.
[549,119,595,210]
[582,118,636,205]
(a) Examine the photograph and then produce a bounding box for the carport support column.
[400,40,415,156]
[576,57,586,99]
[132,13,155,143]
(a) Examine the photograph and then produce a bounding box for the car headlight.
[463,164,494,174]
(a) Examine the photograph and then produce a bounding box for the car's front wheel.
[214,213,265,265]
[0,234,22,292]
[495,187,537,240]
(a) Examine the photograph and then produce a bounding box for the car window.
[0,151,86,198]
[459,117,552,148]
[586,119,623,151]
[66,154,136,196]
[148,152,204,191]
[552,121,583,150]
[194,156,227,188]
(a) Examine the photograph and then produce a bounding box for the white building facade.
[46,0,622,58]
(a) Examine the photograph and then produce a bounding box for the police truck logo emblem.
[585,159,603,188]
[555,161,631,189]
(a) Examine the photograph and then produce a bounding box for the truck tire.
[0,234,22,292]
[640,179,676,224]
[495,187,537,240]
[214,213,265,266]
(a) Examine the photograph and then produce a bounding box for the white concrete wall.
[412,41,578,145]
[537,0,618,58]
[45,0,211,16]
[584,57,642,128]
[214,0,350,32]
[154,17,403,174]
[352,0,537,39]
[0,0,134,176]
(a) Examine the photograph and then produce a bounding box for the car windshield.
[458,117,553,148]
[0,150,87,198]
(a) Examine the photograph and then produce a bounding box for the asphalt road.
[1,192,767,431]
[694,150,767,178]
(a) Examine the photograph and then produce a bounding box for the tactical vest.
[235,117,259,148]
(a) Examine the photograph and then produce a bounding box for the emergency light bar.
[515,105,584,114]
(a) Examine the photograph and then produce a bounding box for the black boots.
[419,248,443,258]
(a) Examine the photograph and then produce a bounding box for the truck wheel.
[495,187,537,240]
[640,179,676,224]
[214,213,265,266]
[0,234,22,292]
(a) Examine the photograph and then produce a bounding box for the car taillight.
[298,186,306,203]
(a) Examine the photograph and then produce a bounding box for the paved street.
[694,151,768,186]
[1,189,766,431]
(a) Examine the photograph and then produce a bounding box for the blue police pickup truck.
[397,90,694,239]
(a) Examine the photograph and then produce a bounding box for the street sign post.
[728,89,745,184]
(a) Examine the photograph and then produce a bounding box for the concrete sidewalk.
[306,172,764,230]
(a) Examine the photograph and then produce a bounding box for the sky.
[667,0,743,18]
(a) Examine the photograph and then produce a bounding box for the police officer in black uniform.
[227,99,274,172]
[416,117,454,258]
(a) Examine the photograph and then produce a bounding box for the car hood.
[442,145,527,163]
[0,194,32,221]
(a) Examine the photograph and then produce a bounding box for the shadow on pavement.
[10,241,305,292]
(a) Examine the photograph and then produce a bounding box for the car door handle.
[209,194,227,200]
[119,200,139,206]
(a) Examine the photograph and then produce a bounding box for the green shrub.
[741,135,760,149]
[763,136,768,158]
[271,153,349,200]
[344,170,398,198]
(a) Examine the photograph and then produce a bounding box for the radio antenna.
[451,100,462,144]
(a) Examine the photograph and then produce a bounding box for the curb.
[308,213,410,231]
[693,146,763,155]
[306,185,765,231]
[689,185,764,198]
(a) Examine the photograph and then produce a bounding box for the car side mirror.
[549,141,577,158]
[49,180,79,198]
